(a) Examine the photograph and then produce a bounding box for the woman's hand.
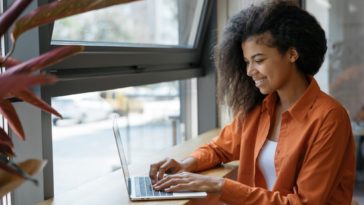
[152,172,224,193]
[149,157,197,184]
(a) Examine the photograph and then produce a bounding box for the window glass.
[51,0,205,48]
[52,81,185,195]
[307,0,364,119]
[306,0,364,200]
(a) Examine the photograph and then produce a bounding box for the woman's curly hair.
[215,1,327,115]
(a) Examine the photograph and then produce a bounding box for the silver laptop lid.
[112,118,131,195]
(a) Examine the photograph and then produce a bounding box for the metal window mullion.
[45,48,200,70]
[43,67,204,97]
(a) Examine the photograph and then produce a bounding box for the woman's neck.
[277,72,309,111]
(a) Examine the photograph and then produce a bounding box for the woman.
[149,1,356,204]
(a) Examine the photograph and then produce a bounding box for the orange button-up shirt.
[190,78,355,205]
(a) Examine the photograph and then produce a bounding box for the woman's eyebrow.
[251,53,264,59]
[244,53,264,61]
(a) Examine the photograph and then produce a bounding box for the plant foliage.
[0,0,138,194]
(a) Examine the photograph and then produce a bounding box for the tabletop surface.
[38,129,238,205]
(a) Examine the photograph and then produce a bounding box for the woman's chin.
[258,88,270,95]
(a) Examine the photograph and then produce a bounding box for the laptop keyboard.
[134,176,173,197]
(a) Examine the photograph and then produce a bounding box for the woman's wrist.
[212,177,224,193]
[180,157,198,172]
[210,177,224,193]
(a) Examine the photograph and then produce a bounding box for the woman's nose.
[246,63,256,77]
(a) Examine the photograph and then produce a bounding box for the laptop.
[112,118,207,201]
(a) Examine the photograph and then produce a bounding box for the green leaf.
[11,0,140,42]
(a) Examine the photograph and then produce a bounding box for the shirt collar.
[262,92,277,116]
[262,76,320,121]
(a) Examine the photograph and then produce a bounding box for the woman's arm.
[154,108,355,205]
[149,113,244,184]
[189,114,244,172]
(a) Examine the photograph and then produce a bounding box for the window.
[306,0,364,201]
[52,0,205,48]
[43,0,212,88]
[51,80,195,195]
[5,0,216,202]
[306,0,364,116]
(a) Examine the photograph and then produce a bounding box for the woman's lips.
[254,78,266,87]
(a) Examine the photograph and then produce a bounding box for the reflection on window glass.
[307,0,364,118]
[307,0,364,201]
[52,81,182,195]
[52,0,205,47]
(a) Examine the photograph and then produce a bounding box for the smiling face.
[242,33,299,95]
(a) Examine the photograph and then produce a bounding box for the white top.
[258,139,278,191]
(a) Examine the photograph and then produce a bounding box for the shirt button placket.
[276,113,289,174]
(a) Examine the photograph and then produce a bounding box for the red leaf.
[12,89,62,118]
[0,74,57,100]
[0,128,15,157]
[0,0,33,37]
[11,0,139,42]
[0,128,14,148]
[0,100,25,141]
[0,56,21,68]
[0,145,15,157]
[5,46,84,75]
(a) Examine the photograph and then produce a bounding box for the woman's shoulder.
[313,91,349,119]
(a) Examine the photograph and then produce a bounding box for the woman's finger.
[165,182,194,192]
[154,171,187,187]
[153,174,176,188]
[149,159,167,184]
[156,158,177,181]
[154,177,189,191]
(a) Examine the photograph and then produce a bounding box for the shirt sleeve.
[189,113,243,172]
[219,107,356,205]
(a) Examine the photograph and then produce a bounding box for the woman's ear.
[288,47,299,63]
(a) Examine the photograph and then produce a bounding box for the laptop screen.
[112,118,131,194]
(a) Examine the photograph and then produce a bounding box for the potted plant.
[0,0,138,197]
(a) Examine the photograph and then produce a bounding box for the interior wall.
[8,1,47,204]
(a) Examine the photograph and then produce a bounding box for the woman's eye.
[255,59,264,64]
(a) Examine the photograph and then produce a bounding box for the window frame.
[39,0,213,97]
